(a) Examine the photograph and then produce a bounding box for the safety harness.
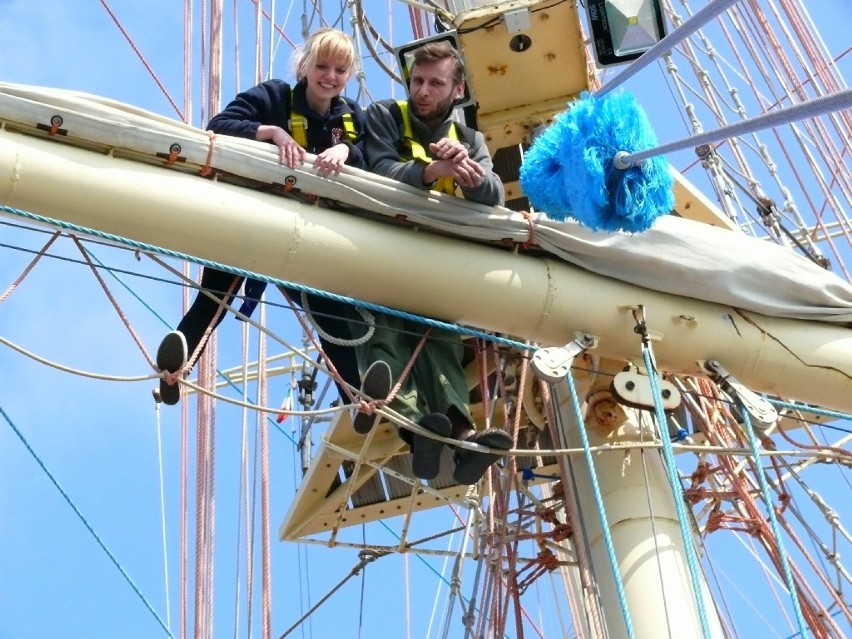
[393,99,471,196]
[289,93,357,149]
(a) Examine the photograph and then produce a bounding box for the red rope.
[98,0,183,119]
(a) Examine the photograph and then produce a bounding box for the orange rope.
[520,211,536,250]
[98,0,183,119]
[0,231,60,304]
[71,236,157,369]
[200,132,218,177]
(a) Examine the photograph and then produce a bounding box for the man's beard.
[414,94,455,123]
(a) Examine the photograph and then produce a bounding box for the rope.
[441,489,481,639]
[73,237,159,370]
[739,407,811,637]
[300,290,376,347]
[639,343,714,639]
[1,206,533,354]
[258,307,273,639]
[0,405,176,639]
[277,550,388,638]
[179,376,189,639]
[616,88,852,168]
[0,231,60,304]
[562,371,636,638]
[0,335,158,382]
[154,403,173,633]
[98,0,183,119]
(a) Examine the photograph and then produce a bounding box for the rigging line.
[769,400,852,424]
[0,404,176,639]
[616,88,852,168]
[233,324,249,639]
[184,0,192,126]
[0,241,192,298]
[739,407,813,638]
[72,236,157,369]
[354,1,403,85]
[179,380,189,639]
[461,531,489,639]
[560,371,636,639]
[277,550,389,639]
[258,313,273,639]
[639,323,714,639]
[247,0,298,49]
[768,0,852,189]
[635,413,677,639]
[97,0,183,120]
[0,230,60,304]
[728,3,849,238]
[154,403,174,635]
[719,166,830,267]
[0,335,158,382]
[441,488,481,639]
[0,206,534,354]
[743,3,852,211]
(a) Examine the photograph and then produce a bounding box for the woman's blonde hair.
[292,28,356,81]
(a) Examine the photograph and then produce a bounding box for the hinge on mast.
[704,359,778,430]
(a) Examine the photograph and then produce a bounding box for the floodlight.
[586,0,667,66]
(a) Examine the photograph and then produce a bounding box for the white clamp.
[610,368,681,411]
[704,359,778,429]
[531,334,597,383]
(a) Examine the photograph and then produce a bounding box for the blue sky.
[1,1,851,638]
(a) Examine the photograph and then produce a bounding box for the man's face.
[408,57,463,122]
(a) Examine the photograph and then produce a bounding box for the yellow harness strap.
[290,94,357,149]
[397,100,459,196]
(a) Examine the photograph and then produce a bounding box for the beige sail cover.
[1,81,851,325]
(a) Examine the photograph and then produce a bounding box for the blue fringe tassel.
[519,91,674,233]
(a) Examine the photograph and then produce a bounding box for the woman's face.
[304,56,352,105]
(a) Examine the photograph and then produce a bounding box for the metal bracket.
[610,368,681,411]
[704,359,778,429]
[531,333,597,383]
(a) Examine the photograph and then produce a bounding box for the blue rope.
[641,347,714,639]
[563,371,636,639]
[738,407,811,637]
[1,205,534,353]
[0,405,175,638]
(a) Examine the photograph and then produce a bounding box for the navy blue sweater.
[207,79,366,169]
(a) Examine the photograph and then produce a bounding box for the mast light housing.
[586,0,667,66]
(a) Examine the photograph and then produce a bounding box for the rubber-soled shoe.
[410,413,451,480]
[452,428,513,485]
[156,330,187,406]
[353,360,393,434]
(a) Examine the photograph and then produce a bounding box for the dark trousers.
[176,267,360,399]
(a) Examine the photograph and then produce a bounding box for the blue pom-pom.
[520,91,674,233]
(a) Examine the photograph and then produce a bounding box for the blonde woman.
[156,28,366,406]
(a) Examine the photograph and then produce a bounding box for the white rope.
[154,403,173,634]
[299,290,376,347]
[616,88,852,167]
[0,334,159,382]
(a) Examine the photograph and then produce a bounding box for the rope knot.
[161,369,183,385]
[356,398,386,417]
